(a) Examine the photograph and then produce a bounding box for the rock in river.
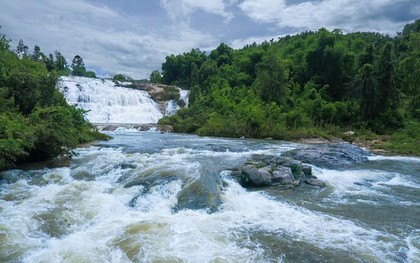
[282,143,370,169]
[230,154,324,189]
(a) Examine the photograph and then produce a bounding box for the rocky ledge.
[230,154,326,190]
[229,143,370,190]
[282,142,370,170]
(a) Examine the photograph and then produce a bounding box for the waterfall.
[164,89,190,116]
[58,76,163,124]
[164,100,179,116]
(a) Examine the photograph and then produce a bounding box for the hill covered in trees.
[0,27,108,171]
[158,20,420,155]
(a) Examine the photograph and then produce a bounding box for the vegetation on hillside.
[157,20,420,155]
[0,27,108,171]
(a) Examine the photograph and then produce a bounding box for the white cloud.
[239,0,286,23]
[230,34,288,49]
[239,0,415,33]
[160,0,235,23]
[0,0,220,79]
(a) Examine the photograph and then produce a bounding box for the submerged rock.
[47,154,71,168]
[174,166,223,213]
[305,178,326,187]
[283,143,370,169]
[71,170,96,181]
[115,163,137,170]
[124,165,223,213]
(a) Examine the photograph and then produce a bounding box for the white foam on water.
[217,177,401,261]
[314,167,385,192]
[406,230,420,263]
[312,167,418,206]
[368,155,420,163]
[0,141,415,262]
[379,174,420,189]
[58,76,163,124]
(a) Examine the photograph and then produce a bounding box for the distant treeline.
[157,20,419,154]
[0,26,108,171]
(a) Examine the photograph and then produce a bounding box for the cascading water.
[164,89,189,116]
[58,77,163,124]
[164,100,179,116]
[1,132,419,262]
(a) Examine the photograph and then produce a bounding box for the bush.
[283,109,310,129]
[0,113,35,169]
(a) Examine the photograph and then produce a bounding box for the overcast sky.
[0,0,418,79]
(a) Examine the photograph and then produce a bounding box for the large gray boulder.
[283,143,370,169]
[241,165,272,186]
[174,166,222,213]
[231,155,322,189]
[124,165,223,213]
[271,166,294,184]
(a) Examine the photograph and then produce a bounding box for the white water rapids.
[1,131,419,262]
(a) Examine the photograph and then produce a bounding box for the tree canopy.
[159,20,420,154]
[0,28,107,170]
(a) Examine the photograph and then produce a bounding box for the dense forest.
[158,20,420,155]
[0,27,107,171]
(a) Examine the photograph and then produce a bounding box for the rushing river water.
[1,131,419,263]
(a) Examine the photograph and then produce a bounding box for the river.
[1,130,419,262]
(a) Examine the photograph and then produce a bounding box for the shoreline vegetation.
[0,27,109,171]
[155,20,419,156]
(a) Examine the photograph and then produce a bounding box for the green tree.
[189,62,199,87]
[0,30,107,170]
[198,59,219,92]
[161,48,206,87]
[376,42,399,112]
[356,64,377,121]
[85,71,96,78]
[16,39,28,58]
[71,55,86,76]
[43,53,55,71]
[54,51,70,75]
[0,26,10,50]
[150,70,162,83]
[0,113,35,169]
[31,45,45,62]
[113,73,131,82]
[399,33,420,119]
[210,43,233,67]
[254,52,288,104]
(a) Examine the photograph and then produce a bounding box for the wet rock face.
[231,155,319,189]
[282,143,370,169]
[241,164,272,186]
[305,178,327,187]
[123,165,223,214]
[174,172,222,213]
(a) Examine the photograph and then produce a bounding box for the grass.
[373,121,420,155]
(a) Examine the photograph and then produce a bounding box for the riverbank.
[96,122,419,157]
[297,133,419,157]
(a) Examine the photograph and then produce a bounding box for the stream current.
[1,130,419,262]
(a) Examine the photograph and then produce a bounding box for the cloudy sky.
[0,0,418,79]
